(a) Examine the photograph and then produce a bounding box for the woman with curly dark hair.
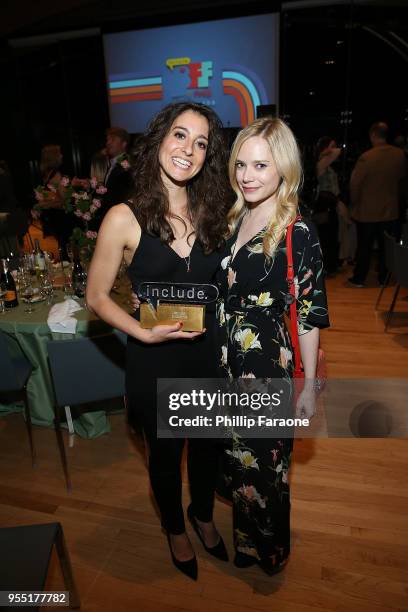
[86,102,232,580]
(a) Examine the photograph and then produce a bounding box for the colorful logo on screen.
[109,76,163,104]
[108,65,263,127]
[222,70,261,126]
[166,57,213,89]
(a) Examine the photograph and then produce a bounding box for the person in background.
[90,149,109,185]
[99,127,134,222]
[314,137,340,275]
[34,144,73,260]
[348,122,408,287]
[315,137,355,269]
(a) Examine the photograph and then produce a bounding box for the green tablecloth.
[0,289,129,438]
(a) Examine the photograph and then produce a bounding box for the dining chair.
[375,231,395,310]
[47,331,126,491]
[384,241,408,332]
[0,522,80,610]
[0,330,36,466]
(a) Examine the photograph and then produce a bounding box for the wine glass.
[21,279,35,313]
[66,242,74,264]
[40,274,54,306]
[63,274,74,298]
[15,267,26,294]
[0,281,7,314]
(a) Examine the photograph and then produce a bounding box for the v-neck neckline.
[230,218,266,265]
[167,239,197,261]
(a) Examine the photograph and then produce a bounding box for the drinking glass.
[15,267,26,294]
[0,282,6,314]
[40,274,54,305]
[21,279,35,313]
[63,272,74,298]
[66,242,74,264]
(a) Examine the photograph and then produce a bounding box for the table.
[0,287,130,438]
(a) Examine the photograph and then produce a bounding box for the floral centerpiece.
[34,182,59,206]
[62,177,106,250]
[34,176,107,255]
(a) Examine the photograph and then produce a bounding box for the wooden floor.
[1,242,408,611]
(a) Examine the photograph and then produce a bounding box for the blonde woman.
[90,150,109,184]
[217,117,329,575]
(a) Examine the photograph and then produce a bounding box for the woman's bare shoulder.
[99,203,141,255]
[103,203,139,229]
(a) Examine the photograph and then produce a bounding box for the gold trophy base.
[140,303,205,332]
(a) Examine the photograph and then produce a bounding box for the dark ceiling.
[1,0,275,40]
[3,0,407,42]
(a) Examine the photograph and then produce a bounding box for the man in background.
[348,122,407,287]
[101,127,134,220]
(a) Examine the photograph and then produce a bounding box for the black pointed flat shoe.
[187,504,229,562]
[166,533,198,581]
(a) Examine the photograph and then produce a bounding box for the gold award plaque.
[140,303,205,332]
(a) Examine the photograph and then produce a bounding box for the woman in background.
[90,150,109,184]
[314,136,340,274]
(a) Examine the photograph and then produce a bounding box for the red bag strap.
[286,215,303,375]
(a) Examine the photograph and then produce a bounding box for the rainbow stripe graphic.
[109,76,163,104]
[222,71,261,126]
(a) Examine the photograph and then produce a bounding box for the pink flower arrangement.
[71,177,90,190]
[34,172,106,250]
[33,185,58,209]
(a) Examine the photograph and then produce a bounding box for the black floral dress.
[216,218,330,570]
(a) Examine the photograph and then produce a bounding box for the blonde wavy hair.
[228,117,302,259]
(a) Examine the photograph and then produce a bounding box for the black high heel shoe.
[187,504,229,562]
[166,533,198,581]
[233,551,258,568]
[234,551,288,576]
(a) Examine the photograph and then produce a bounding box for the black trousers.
[316,219,339,274]
[353,220,399,284]
[142,421,218,534]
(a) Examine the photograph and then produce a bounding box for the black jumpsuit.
[126,207,223,534]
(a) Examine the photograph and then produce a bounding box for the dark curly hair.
[130,102,232,253]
